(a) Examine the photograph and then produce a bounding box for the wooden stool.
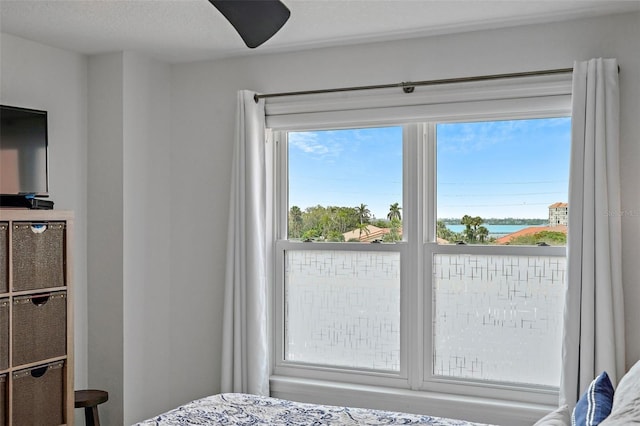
[75,389,109,426]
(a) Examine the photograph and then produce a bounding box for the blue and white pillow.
[572,371,615,426]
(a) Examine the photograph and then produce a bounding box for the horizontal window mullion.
[277,240,405,253]
[426,242,565,257]
[275,361,407,382]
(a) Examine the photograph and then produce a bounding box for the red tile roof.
[342,225,399,242]
[495,225,567,244]
[549,202,568,208]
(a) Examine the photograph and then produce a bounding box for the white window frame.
[272,124,411,390]
[268,75,573,412]
[420,119,568,405]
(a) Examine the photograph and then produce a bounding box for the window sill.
[270,375,556,426]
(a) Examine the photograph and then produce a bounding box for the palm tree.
[387,202,402,221]
[461,215,485,243]
[356,222,371,240]
[355,203,371,225]
[461,214,475,242]
[437,220,460,242]
[477,226,489,243]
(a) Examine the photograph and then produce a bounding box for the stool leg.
[84,405,101,426]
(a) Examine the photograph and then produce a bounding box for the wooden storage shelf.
[0,209,74,426]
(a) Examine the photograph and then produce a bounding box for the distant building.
[548,202,568,226]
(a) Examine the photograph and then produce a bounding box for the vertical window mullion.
[421,123,437,386]
[402,123,424,389]
[424,123,437,244]
[273,130,288,371]
[276,131,289,240]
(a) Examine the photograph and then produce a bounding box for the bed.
[134,359,640,426]
[133,392,490,425]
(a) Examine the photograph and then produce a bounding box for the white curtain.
[221,90,270,395]
[560,58,625,406]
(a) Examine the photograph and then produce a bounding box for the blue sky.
[288,117,571,220]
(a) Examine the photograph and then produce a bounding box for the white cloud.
[289,131,343,158]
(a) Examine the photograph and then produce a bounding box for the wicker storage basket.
[0,223,7,294]
[12,292,66,367]
[12,222,65,291]
[0,299,7,371]
[12,361,64,426]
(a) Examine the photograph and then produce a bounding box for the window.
[270,78,571,406]
[280,126,404,374]
[430,119,570,388]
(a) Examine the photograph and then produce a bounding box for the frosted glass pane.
[432,254,565,387]
[285,250,400,371]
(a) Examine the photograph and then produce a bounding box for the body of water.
[445,224,547,238]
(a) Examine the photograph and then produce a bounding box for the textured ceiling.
[1,0,639,63]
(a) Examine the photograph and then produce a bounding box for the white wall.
[87,52,125,425]
[121,51,173,424]
[87,51,174,425]
[0,31,89,411]
[170,11,640,423]
[0,33,210,425]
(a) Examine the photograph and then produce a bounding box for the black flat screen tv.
[0,105,49,197]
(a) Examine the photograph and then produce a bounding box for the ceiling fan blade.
[209,0,290,49]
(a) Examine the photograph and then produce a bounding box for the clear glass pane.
[436,118,571,245]
[287,127,402,242]
[285,250,400,371]
[432,253,565,386]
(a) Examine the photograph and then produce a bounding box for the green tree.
[356,222,371,240]
[300,205,329,240]
[327,230,346,242]
[436,220,461,242]
[460,215,486,243]
[301,228,321,241]
[508,230,566,246]
[355,203,371,225]
[372,218,390,228]
[382,217,402,242]
[387,202,402,222]
[333,207,358,233]
[295,204,362,241]
[477,225,489,243]
[288,205,303,239]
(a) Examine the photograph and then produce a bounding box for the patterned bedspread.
[134,392,488,425]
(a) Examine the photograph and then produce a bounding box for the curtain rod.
[253,67,575,103]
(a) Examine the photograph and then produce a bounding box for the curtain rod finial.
[254,93,260,103]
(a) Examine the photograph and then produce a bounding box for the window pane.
[436,118,570,245]
[432,253,565,387]
[285,250,400,371]
[288,127,402,242]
